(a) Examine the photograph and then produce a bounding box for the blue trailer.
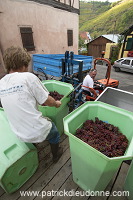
[32,51,93,85]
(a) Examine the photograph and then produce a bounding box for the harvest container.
[96,87,133,196]
[0,108,38,193]
[124,160,133,200]
[96,87,133,112]
[39,80,74,135]
[63,101,133,192]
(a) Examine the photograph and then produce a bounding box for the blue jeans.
[46,122,60,144]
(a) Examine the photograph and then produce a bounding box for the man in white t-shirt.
[82,69,98,97]
[0,46,63,163]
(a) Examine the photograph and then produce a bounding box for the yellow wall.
[118,48,128,59]
[118,33,133,58]
[105,32,133,59]
[104,43,117,59]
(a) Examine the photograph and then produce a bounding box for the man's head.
[89,69,97,79]
[3,46,31,73]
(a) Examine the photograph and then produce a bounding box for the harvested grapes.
[76,117,128,158]
[49,91,64,101]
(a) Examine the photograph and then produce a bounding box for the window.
[20,27,35,51]
[122,59,130,65]
[117,59,124,63]
[126,38,133,51]
[67,30,73,46]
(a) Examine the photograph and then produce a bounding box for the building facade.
[0,0,79,74]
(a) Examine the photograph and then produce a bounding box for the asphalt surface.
[95,64,133,93]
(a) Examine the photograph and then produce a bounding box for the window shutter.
[20,27,35,51]
[67,30,73,46]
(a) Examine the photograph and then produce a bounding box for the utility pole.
[112,20,116,42]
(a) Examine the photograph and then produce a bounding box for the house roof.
[88,34,120,44]
[79,31,91,40]
[102,34,120,43]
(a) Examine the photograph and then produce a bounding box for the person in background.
[101,51,105,58]
[82,69,99,98]
[0,46,63,163]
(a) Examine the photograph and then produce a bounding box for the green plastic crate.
[39,80,74,135]
[0,108,38,193]
[63,101,133,192]
[124,160,133,200]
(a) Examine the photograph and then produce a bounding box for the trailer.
[32,51,93,85]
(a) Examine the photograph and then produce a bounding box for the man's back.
[0,72,52,143]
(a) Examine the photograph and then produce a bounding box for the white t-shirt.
[82,74,94,91]
[0,72,52,143]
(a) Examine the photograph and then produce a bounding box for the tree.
[78,35,86,49]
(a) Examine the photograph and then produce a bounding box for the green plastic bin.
[124,160,133,200]
[63,101,133,192]
[39,80,74,135]
[0,108,38,193]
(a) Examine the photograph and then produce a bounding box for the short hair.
[89,68,97,73]
[3,46,31,73]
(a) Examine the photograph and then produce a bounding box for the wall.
[119,48,128,59]
[54,0,79,9]
[0,0,79,73]
[119,34,133,58]
[0,48,6,79]
[104,43,117,59]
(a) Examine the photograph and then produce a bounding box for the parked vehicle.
[113,57,133,73]
[127,51,133,57]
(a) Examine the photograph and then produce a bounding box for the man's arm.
[42,95,61,108]
[89,87,97,98]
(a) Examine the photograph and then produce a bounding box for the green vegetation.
[79,0,133,39]
[79,35,86,49]
[110,35,124,64]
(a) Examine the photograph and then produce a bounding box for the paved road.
[95,64,133,93]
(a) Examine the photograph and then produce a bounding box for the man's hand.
[43,95,62,108]
[55,100,62,108]
[95,83,101,87]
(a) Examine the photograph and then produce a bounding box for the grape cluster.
[49,91,64,101]
[76,117,128,158]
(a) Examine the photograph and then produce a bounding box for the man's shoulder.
[86,74,91,77]
[22,72,38,80]
[85,74,91,79]
[23,72,36,77]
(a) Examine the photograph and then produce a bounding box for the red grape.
[75,117,128,158]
